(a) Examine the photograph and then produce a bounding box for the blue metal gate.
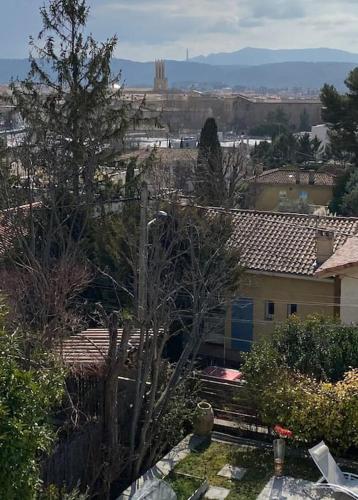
[231,298,254,351]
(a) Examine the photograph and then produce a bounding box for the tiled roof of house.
[57,328,142,369]
[250,168,336,187]
[205,208,358,277]
[315,237,358,278]
[119,148,197,165]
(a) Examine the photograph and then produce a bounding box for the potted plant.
[273,424,293,476]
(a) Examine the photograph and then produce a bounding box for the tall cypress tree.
[195,117,225,206]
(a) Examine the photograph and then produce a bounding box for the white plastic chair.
[309,441,358,499]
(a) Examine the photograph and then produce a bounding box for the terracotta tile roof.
[250,168,336,187]
[205,208,358,277]
[315,237,358,278]
[119,148,197,165]
[57,328,142,368]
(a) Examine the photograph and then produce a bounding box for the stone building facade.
[141,92,322,133]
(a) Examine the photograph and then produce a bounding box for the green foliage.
[320,67,358,215]
[243,315,358,384]
[242,315,358,450]
[271,132,297,165]
[40,484,88,500]
[299,108,311,132]
[339,169,358,216]
[10,0,136,203]
[166,472,203,500]
[273,315,358,382]
[83,214,133,311]
[152,376,200,453]
[252,132,320,168]
[0,306,64,499]
[173,440,319,499]
[329,168,353,215]
[253,369,358,451]
[195,117,225,206]
[321,68,358,167]
[250,108,293,138]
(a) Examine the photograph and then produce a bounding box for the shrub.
[272,315,358,382]
[0,305,64,499]
[243,365,358,452]
[241,315,358,451]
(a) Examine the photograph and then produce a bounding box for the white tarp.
[131,479,177,500]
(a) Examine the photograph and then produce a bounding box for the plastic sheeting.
[131,479,177,500]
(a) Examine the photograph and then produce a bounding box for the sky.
[1,0,358,61]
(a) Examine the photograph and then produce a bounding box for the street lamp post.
[138,182,168,323]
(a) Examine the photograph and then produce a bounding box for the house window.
[299,191,308,201]
[265,301,275,321]
[279,190,287,199]
[287,303,298,317]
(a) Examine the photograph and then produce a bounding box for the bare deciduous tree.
[97,189,241,494]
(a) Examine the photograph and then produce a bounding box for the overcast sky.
[1,0,358,61]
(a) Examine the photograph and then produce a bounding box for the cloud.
[248,0,306,20]
[2,0,358,61]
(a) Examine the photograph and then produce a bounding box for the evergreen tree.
[299,108,311,132]
[195,117,225,206]
[271,132,297,166]
[10,0,137,204]
[321,68,358,164]
[311,136,322,159]
[297,133,314,164]
[321,67,358,214]
[337,169,358,216]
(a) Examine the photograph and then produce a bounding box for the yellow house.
[248,168,335,213]
[200,208,358,364]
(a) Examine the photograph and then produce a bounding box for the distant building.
[153,60,168,92]
[247,168,336,213]
[233,95,322,133]
[122,90,322,134]
[119,148,197,195]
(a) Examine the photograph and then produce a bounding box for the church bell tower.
[154,59,168,92]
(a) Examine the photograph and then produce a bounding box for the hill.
[111,60,356,91]
[0,58,355,91]
[191,47,358,66]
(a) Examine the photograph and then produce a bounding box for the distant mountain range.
[191,47,358,66]
[0,56,356,91]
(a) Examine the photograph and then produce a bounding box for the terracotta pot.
[193,401,214,437]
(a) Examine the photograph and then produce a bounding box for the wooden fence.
[198,375,269,437]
